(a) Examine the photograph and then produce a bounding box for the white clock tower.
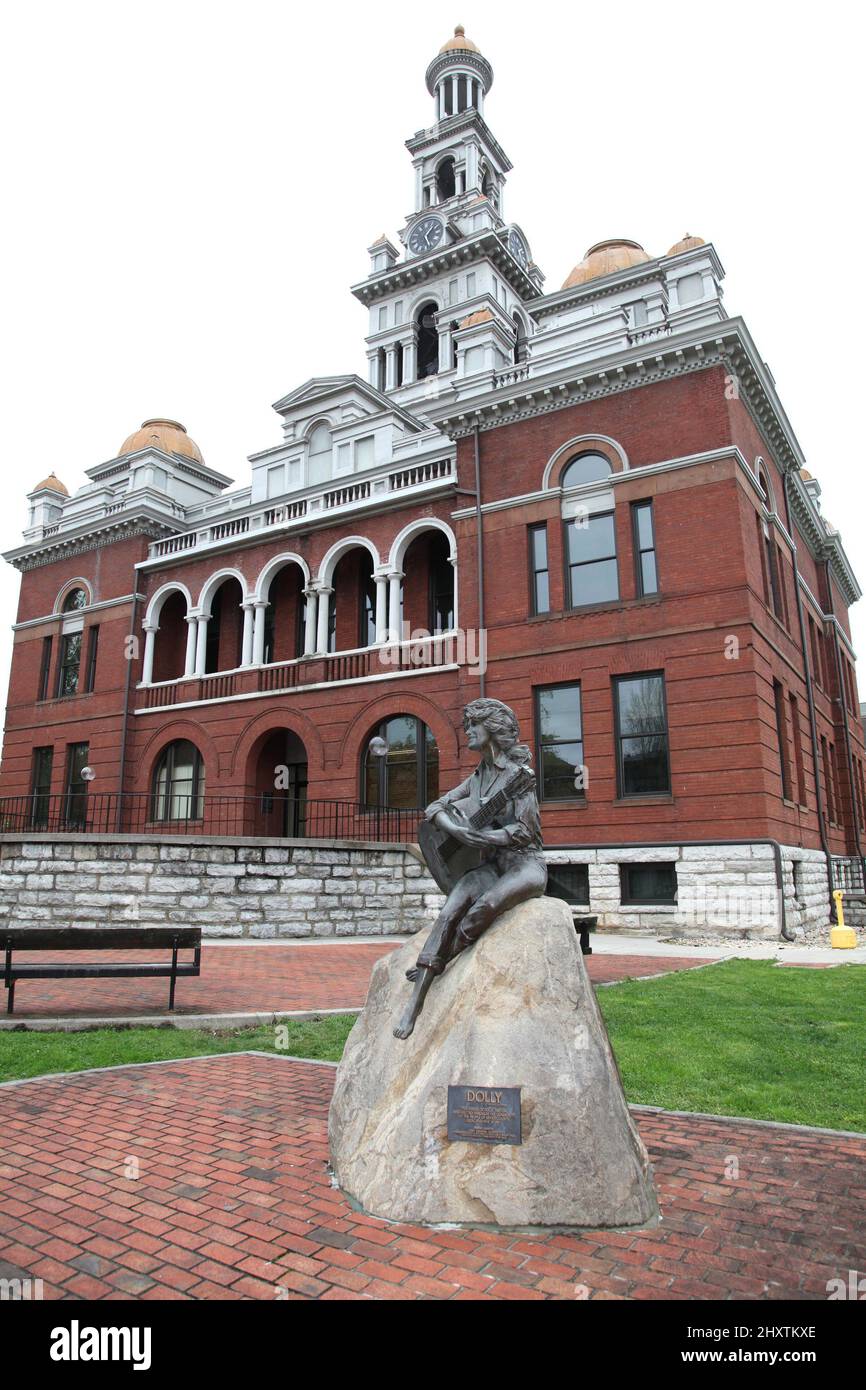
[352,26,544,411]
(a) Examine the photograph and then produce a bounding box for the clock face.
[408,216,445,256]
[509,230,528,270]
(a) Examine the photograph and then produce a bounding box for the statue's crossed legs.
[393,857,547,1039]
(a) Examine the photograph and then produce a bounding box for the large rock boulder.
[329,896,658,1229]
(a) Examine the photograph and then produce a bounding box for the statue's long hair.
[463,698,532,765]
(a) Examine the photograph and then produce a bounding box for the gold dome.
[120,419,204,465]
[32,471,69,495]
[562,239,651,290]
[439,24,479,54]
[667,233,705,256]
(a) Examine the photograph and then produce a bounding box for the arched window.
[62,587,88,612]
[416,301,439,379]
[151,740,206,822]
[363,716,439,809]
[561,452,613,489]
[513,312,528,365]
[481,166,497,208]
[308,423,332,486]
[436,157,456,202]
[429,534,455,632]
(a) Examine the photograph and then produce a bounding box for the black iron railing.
[0,793,424,843]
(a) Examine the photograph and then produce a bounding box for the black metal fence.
[0,793,424,844]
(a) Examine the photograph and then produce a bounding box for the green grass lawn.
[0,960,863,1133]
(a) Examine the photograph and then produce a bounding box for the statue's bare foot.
[393,1010,416,1040]
[405,965,419,982]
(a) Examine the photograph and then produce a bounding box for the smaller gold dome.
[32,472,69,496]
[562,239,651,290]
[667,234,705,256]
[120,419,204,465]
[440,24,479,54]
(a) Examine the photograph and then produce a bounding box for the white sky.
[1,0,863,745]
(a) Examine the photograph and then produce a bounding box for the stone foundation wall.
[0,835,442,939]
[545,844,840,940]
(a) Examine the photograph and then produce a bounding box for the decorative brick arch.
[254,552,311,603]
[388,517,457,572]
[197,568,251,615]
[338,691,461,778]
[316,536,381,588]
[133,719,220,795]
[542,434,629,491]
[144,581,193,627]
[229,706,326,780]
[53,577,93,613]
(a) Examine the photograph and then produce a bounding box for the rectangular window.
[789,692,806,806]
[84,627,99,693]
[631,501,658,597]
[773,680,791,800]
[64,742,89,828]
[38,636,53,701]
[614,673,671,796]
[631,300,648,328]
[528,524,550,615]
[266,464,286,499]
[29,746,53,828]
[764,528,783,622]
[620,863,678,905]
[465,272,476,297]
[536,683,583,801]
[56,632,82,697]
[775,543,790,627]
[566,512,618,607]
[546,864,590,906]
[378,306,388,331]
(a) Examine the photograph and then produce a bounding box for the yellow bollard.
[831,890,857,949]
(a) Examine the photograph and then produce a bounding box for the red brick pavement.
[0,1053,862,1301]
[1,943,718,1020]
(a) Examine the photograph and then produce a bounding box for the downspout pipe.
[115,588,140,832]
[824,560,866,884]
[782,468,834,924]
[473,423,486,697]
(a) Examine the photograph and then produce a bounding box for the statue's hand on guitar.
[434,808,492,849]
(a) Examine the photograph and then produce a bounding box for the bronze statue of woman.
[394,697,547,1039]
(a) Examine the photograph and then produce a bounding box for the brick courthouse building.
[2,26,865,938]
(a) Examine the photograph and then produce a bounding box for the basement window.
[620,863,678,906]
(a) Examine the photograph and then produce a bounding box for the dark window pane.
[620,736,669,794]
[640,552,658,595]
[561,453,612,488]
[534,571,550,613]
[567,513,615,564]
[547,864,590,905]
[570,558,619,605]
[538,686,582,740]
[621,863,677,904]
[531,527,547,568]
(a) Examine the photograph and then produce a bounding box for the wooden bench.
[575,914,598,956]
[3,928,202,1015]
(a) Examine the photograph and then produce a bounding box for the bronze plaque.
[447,1085,522,1146]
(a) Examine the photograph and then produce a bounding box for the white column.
[142,623,157,684]
[303,587,318,656]
[385,345,397,392]
[449,555,458,631]
[316,585,333,654]
[404,337,416,382]
[437,83,444,120]
[252,601,267,665]
[241,603,254,666]
[194,614,208,675]
[183,615,197,676]
[451,75,458,114]
[388,571,404,644]
[374,573,389,644]
[439,322,452,372]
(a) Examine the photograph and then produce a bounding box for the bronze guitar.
[418,765,537,894]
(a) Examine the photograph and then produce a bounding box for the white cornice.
[12,593,147,631]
